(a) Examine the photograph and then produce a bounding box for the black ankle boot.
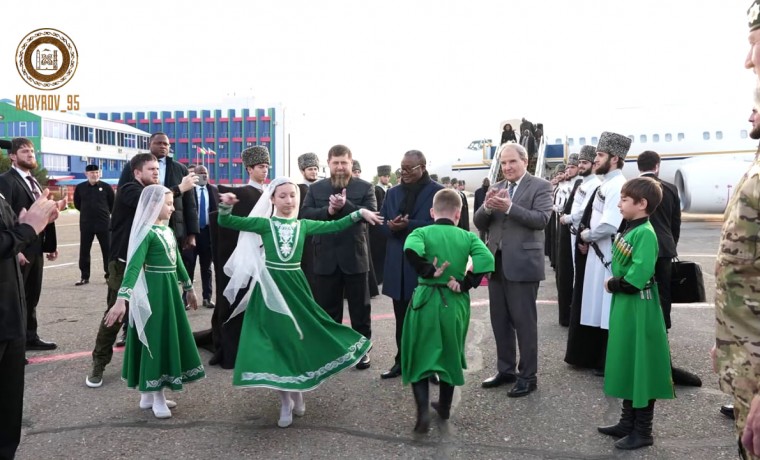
[672,366,702,387]
[615,400,655,450]
[411,380,430,433]
[598,399,634,438]
[431,382,454,420]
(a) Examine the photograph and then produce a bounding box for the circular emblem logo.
[15,28,78,91]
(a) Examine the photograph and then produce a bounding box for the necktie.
[199,187,207,228]
[508,181,516,199]
[26,176,41,199]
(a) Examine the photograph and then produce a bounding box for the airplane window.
[703,131,710,140]
[568,138,574,146]
[592,136,598,144]
[627,135,634,142]
[579,137,586,145]
[640,135,647,143]
[665,133,672,142]
[653,134,660,142]
[741,129,748,139]
[678,133,685,141]
[716,131,723,140]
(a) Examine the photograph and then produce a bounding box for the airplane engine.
[673,159,750,213]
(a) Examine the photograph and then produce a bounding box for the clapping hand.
[486,188,511,213]
[431,257,450,278]
[328,189,347,215]
[388,214,409,232]
[219,192,239,206]
[359,209,384,225]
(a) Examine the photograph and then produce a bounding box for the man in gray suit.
[474,143,552,397]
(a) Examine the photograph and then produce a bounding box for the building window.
[41,153,68,171]
[640,134,647,143]
[716,131,723,140]
[703,132,710,140]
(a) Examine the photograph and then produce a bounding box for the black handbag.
[670,258,706,303]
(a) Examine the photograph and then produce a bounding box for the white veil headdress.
[223,176,303,339]
[126,184,172,356]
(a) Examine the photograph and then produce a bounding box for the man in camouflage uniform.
[714,78,760,459]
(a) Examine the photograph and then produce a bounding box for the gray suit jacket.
[473,174,552,282]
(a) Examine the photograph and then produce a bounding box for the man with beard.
[201,145,269,368]
[0,137,61,459]
[85,153,164,387]
[0,138,65,353]
[577,132,630,374]
[563,147,601,355]
[297,152,320,290]
[371,165,392,285]
[554,154,580,326]
[378,150,443,379]
[302,145,376,370]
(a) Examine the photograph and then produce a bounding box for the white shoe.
[140,399,177,410]
[152,405,172,419]
[278,398,294,428]
[292,393,306,417]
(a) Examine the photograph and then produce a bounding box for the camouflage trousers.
[733,392,760,460]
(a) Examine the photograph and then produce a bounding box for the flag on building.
[206,148,216,155]
[196,146,207,155]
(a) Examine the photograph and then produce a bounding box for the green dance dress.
[118,225,205,392]
[604,219,674,408]
[400,221,494,386]
[218,207,372,391]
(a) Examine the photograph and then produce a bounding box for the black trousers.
[392,298,411,364]
[0,338,25,460]
[21,254,44,342]
[654,257,673,330]
[79,229,109,281]
[313,269,371,339]
[182,226,213,301]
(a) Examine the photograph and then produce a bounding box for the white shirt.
[157,157,167,185]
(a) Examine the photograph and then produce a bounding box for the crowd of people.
[3,4,760,458]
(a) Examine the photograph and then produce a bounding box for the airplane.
[430,111,757,214]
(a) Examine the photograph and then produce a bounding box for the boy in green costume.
[598,177,675,450]
[401,189,494,433]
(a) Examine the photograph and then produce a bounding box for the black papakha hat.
[85,164,100,172]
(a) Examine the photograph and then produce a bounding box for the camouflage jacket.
[715,156,760,407]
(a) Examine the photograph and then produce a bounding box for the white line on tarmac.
[680,253,716,258]
[43,262,76,269]
[471,298,714,309]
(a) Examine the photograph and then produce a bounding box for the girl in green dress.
[105,185,205,419]
[218,177,382,428]
[598,177,674,450]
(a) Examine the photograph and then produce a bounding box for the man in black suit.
[370,165,391,285]
[0,137,63,352]
[637,150,701,387]
[182,165,219,309]
[0,140,61,459]
[115,132,198,345]
[201,145,268,368]
[474,143,552,397]
[302,144,377,370]
[73,164,114,286]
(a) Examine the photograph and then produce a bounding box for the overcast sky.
[2,0,755,177]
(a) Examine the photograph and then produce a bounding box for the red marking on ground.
[27,347,123,365]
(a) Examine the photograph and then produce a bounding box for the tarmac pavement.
[16,212,735,459]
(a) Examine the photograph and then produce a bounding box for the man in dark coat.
[555,155,581,326]
[378,150,443,379]
[0,137,61,352]
[637,150,701,387]
[201,145,269,369]
[302,144,376,370]
[297,152,320,290]
[0,139,61,458]
[73,164,114,286]
[456,180,470,231]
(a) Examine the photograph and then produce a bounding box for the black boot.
[598,399,634,438]
[672,366,702,387]
[431,382,454,420]
[615,400,655,450]
[411,380,430,433]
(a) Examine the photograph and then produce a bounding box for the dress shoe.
[720,404,735,420]
[355,352,371,370]
[481,372,517,388]
[381,363,402,379]
[203,299,215,309]
[115,330,127,348]
[75,279,89,286]
[507,380,537,398]
[26,338,57,351]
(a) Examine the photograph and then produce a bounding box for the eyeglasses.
[398,164,422,174]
